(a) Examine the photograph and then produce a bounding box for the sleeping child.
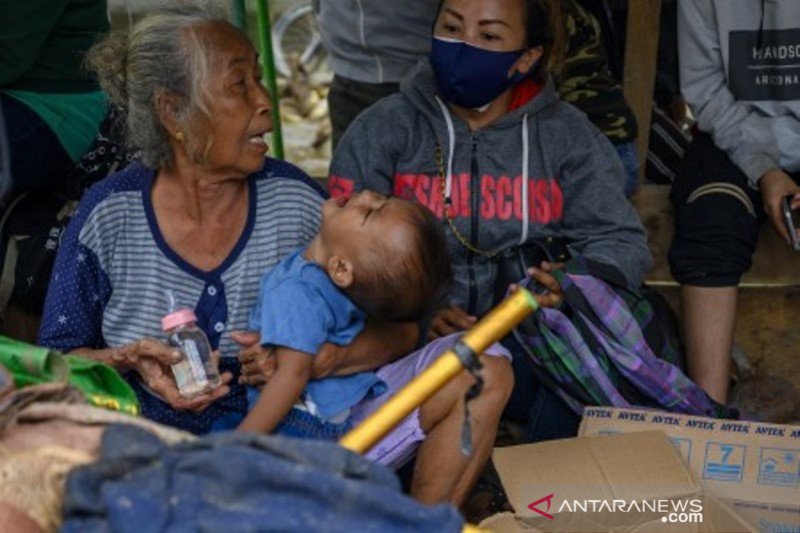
[238,190,451,437]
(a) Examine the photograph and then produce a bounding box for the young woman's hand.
[429,304,477,339]
[529,263,564,308]
[759,169,800,246]
[509,262,564,309]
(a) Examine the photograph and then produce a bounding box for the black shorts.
[668,133,798,287]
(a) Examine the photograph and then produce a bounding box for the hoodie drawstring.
[757,0,766,49]
[434,96,457,202]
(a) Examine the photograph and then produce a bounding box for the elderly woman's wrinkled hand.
[231,331,276,387]
[108,337,182,369]
[116,339,232,412]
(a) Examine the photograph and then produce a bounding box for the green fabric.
[0,335,139,415]
[0,0,109,93]
[64,354,140,415]
[3,90,107,161]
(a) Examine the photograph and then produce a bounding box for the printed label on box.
[579,407,800,533]
[758,448,799,488]
[704,442,746,482]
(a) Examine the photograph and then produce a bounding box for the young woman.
[330,0,719,440]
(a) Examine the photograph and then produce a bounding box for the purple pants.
[350,333,510,469]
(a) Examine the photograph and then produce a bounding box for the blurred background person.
[315,0,441,150]
[0,0,109,203]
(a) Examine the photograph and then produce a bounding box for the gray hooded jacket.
[679,0,800,186]
[330,62,652,317]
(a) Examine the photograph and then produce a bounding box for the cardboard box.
[579,407,800,533]
[484,430,755,532]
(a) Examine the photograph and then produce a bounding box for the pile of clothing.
[0,336,463,532]
[0,335,190,532]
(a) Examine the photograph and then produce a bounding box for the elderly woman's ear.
[154,89,186,142]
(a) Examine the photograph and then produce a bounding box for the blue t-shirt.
[249,250,386,420]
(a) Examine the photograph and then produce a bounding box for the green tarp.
[0,335,139,415]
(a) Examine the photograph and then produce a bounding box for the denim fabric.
[615,140,640,198]
[237,387,352,439]
[501,333,581,442]
[276,406,353,440]
[62,424,464,533]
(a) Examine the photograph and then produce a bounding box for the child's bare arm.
[237,347,312,433]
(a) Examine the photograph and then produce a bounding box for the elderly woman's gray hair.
[87,7,238,169]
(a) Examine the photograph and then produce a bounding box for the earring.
[175,131,185,142]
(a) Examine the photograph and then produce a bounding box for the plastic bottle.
[161,296,221,398]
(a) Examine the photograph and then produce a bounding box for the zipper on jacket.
[467,136,479,316]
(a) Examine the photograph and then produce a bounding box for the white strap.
[434,96,456,200]
[520,114,530,245]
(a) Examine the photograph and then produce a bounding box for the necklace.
[436,140,500,258]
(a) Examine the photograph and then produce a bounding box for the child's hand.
[231,330,276,386]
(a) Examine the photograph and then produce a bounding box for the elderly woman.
[38,7,512,506]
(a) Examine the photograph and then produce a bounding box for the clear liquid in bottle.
[162,301,221,398]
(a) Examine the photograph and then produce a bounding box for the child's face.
[317,190,417,272]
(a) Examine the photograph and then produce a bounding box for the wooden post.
[623,0,662,186]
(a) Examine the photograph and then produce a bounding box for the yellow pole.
[339,289,539,454]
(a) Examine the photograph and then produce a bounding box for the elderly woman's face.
[195,24,272,176]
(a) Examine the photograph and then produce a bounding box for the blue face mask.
[430,36,532,109]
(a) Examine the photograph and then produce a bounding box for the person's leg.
[348,334,513,505]
[668,133,763,404]
[0,93,72,200]
[413,354,513,505]
[680,286,737,403]
[327,75,400,151]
